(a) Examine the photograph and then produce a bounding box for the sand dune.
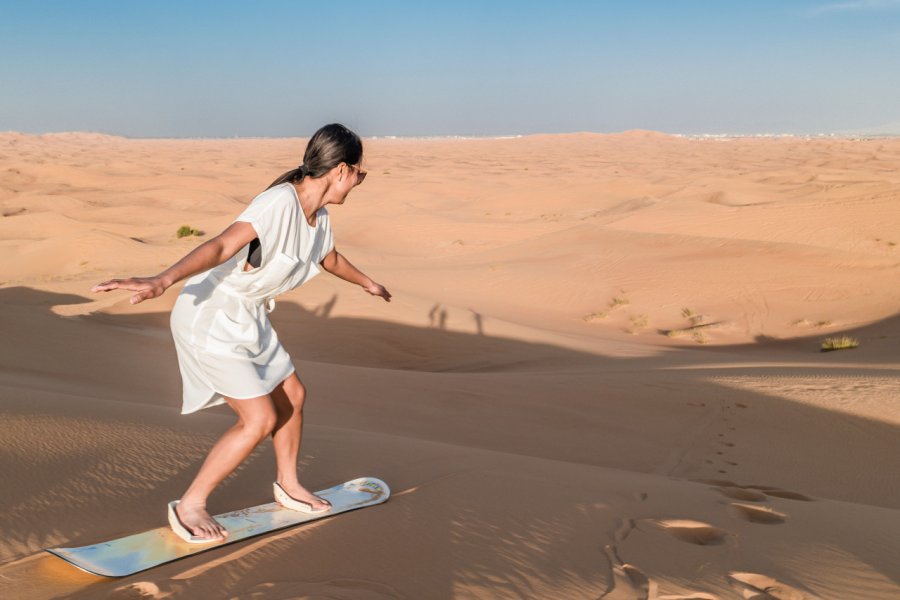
[1,131,898,598]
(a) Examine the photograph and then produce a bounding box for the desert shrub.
[820,336,859,352]
[177,225,204,238]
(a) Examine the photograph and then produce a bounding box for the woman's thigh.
[224,394,278,429]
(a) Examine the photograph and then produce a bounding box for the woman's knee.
[281,372,307,412]
[228,396,278,439]
[242,409,277,440]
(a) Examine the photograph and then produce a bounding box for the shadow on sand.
[0,285,898,598]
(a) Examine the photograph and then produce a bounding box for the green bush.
[820,336,859,352]
[177,225,204,238]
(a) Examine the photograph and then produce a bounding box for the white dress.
[169,182,334,414]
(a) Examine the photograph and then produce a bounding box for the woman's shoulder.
[254,181,293,200]
[234,183,296,225]
[247,183,296,211]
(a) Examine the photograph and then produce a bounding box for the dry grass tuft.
[629,314,649,328]
[821,336,859,352]
[583,311,608,322]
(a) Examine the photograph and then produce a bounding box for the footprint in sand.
[601,544,720,599]
[705,481,812,503]
[746,486,813,502]
[728,571,809,599]
[696,478,738,487]
[713,486,767,502]
[729,503,788,524]
[653,519,730,546]
[114,581,165,598]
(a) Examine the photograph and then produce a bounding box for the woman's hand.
[91,276,169,305]
[362,281,392,302]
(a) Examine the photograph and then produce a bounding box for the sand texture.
[1,131,899,599]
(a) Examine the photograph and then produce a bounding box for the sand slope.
[0,131,898,599]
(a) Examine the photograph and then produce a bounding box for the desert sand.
[0,130,898,599]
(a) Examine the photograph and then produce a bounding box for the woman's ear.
[337,162,349,182]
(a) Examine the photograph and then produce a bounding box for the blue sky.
[2,0,899,137]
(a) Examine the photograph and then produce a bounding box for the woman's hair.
[266,123,363,190]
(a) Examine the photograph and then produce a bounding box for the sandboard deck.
[46,477,389,577]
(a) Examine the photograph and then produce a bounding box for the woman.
[91,123,391,543]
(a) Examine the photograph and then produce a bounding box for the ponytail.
[265,123,363,191]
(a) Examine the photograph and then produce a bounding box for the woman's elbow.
[321,249,338,272]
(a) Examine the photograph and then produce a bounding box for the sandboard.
[45,477,389,577]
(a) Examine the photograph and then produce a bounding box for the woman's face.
[330,161,367,204]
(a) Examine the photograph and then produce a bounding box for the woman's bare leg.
[176,394,278,539]
[270,371,330,510]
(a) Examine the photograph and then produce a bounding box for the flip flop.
[167,500,227,544]
[273,482,332,514]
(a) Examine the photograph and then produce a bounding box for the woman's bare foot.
[276,480,331,510]
[175,500,228,540]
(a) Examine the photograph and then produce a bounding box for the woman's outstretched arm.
[321,248,392,302]
[91,221,258,304]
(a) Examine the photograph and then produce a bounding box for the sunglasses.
[350,163,367,185]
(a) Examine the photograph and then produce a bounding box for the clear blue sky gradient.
[2,0,899,137]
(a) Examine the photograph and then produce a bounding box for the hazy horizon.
[2,0,900,138]
[7,130,900,142]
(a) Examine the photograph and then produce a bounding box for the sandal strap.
[275,482,330,508]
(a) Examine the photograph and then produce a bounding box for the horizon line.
[3,129,900,141]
